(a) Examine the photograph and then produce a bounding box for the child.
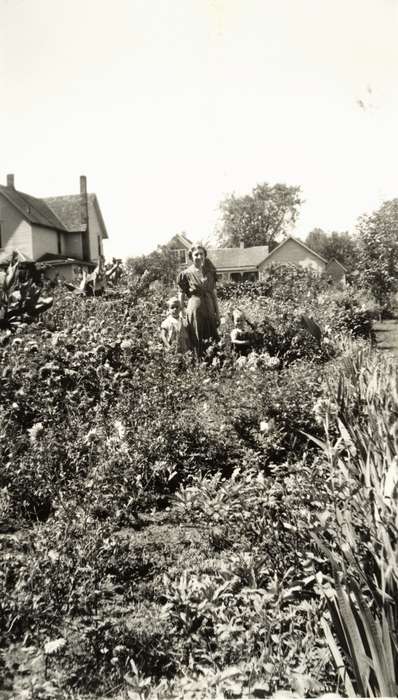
[160,297,188,352]
[230,309,253,356]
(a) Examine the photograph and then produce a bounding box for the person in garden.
[160,297,188,352]
[230,309,253,356]
[177,244,220,358]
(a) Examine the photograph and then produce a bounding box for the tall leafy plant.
[0,257,53,331]
[308,352,398,697]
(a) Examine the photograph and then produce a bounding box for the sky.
[1,0,398,259]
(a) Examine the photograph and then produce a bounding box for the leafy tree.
[218,183,302,248]
[305,228,358,270]
[126,244,181,285]
[356,199,398,307]
[305,228,331,258]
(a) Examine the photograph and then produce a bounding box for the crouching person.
[230,309,254,356]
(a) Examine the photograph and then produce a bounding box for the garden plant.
[0,263,396,699]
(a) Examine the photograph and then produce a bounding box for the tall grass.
[312,350,398,697]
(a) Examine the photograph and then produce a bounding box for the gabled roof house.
[0,174,108,280]
[166,234,346,283]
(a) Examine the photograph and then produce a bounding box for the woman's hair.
[188,244,217,275]
[188,244,207,261]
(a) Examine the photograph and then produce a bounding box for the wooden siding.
[32,226,60,260]
[0,193,34,259]
[64,233,84,260]
[258,238,326,275]
[87,197,104,260]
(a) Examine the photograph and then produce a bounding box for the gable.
[263,236,327,265]
[44,195,86,232]
[44,194,108,239]
[0,185,67,231]
[167,233,192,251]
[259,237,326,273]
[326,258,347,272]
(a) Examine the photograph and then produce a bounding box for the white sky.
[1,0,398,259]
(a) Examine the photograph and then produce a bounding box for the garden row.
[0,268,395,698]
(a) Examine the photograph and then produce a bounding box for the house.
[166,232,193,266]
[166,234,339,282]
[257,236,327,278]
[0,174,108,281]
[207,243,269,282]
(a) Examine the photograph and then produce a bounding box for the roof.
[37,253,83,263]
[0,185,68,232]
[177,233,193,248]
[168,233,192,250]
[263,236,328,265]
[43,195,87,232]
[325,257,347,272]
[0,184,108,238]
[207,245,269,270]
[44,193,108,238]
[36,255,95,269]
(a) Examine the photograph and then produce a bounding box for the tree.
[356,199,398,307]
[305,228,329,256]
[305,228,358,271]
[217,183,303,248]
[126,244,181,285]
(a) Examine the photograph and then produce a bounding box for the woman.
[177,244,220,358]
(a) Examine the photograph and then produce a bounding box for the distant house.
[258,236,327,278]
[207,243,269,282]
[166,233,193,266]
[0,174,108,281]
[166,235,342,282]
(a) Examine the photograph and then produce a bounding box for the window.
[57,232,62,255]
[97,235,102,256]
[0,222,2,248]
[171,249,187,264]
[243,271,258,282]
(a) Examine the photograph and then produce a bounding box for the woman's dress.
[177,265,219,357]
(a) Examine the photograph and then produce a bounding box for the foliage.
[217,182,303,247]
[217,267,377,356]
[305,228,359,271]
[356,198,398,308]
[308,352,398,697]
[126,244,181,285]
[0,270,381,697]
[0,257,53,331]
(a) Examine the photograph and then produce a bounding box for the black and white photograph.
[1,1,398,697]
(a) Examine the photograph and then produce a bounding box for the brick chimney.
[6,174,15,188]
[80,175,90,261]
[239,239,245,249]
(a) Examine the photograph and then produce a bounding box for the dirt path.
[373,316,398,357]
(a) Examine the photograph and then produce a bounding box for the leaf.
[350,578,393,697]
[320,617,356,697]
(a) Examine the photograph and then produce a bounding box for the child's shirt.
[161,315,188,352]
